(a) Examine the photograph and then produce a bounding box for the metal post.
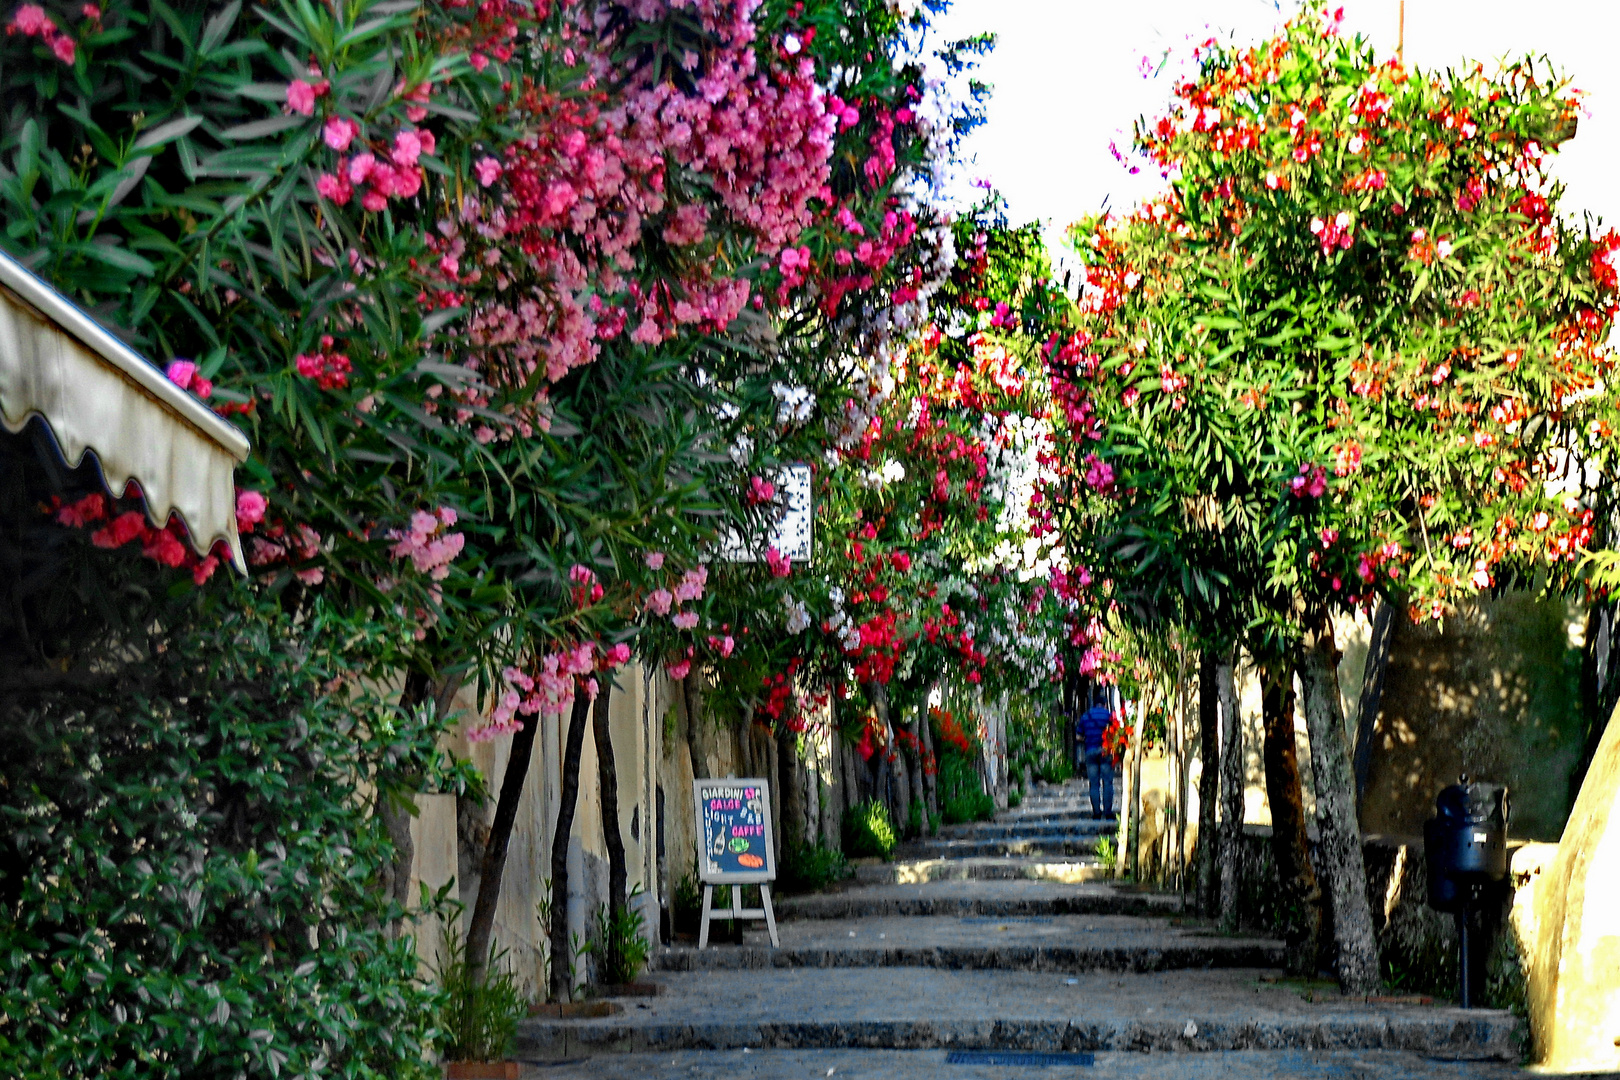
[1456,904,1472,1008]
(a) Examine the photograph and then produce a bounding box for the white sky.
[931,0,1620,246]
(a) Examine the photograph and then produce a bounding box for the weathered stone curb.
[776,891,1181,920]
[856,858,1106,885]
[516,1011,1521,1060]
[648,939,1285,974]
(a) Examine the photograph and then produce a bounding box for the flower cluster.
[388,508,465,581]
[7,3,77,64]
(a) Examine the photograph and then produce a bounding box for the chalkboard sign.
[693,778,776,884]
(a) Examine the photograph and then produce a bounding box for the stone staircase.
[515,779,1524,1076]
[856,781,1114,884]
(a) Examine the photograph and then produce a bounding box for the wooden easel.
[693,777,781,950]
[697,881,779,949]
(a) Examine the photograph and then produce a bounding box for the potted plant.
[435,923,527,1079]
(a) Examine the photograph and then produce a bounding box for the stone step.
[994,806,1115,823]
[515,1048,1526,1079]
[649,913,1282,974]
[776,881,1181,921]
[936,820,1114,840]
[900,836,1102,859]
[515,968,1521,1060]
[856,857,1107,885]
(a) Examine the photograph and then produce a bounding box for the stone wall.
[1230,825,1535,1018]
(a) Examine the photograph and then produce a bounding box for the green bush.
[593,886,653,986]
[1039,755,1074,785]
[778,840,852,894]
[435,922,527,1064]
[939,754,995,824]
[843,799,898,859]
[0,592,458,1080]
[672,872,704,937]
[1008,786,1024,809]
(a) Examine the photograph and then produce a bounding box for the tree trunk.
[903,712,926,836]
[547,688,593,1002]
[466,695,545,980]
[918,707,939,830]
[1299,617,1381,994]
[777,720,806,856]
[762,723,780,860]
[1197,651,1221,918]
[1261,663,1323,976]
[1351,601,1395,809]
[1218,652,1245,934]
[683,674,710,780]
[591,679,628,984]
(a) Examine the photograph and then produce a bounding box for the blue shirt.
[1076,704,1113,752]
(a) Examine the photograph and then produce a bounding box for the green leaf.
[68,242,156,275]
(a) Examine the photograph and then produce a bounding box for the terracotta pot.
[443,1061,520,1079]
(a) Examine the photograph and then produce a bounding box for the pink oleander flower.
[391,129,422,167]
[235,490,268,532]
[286,79,316,116]
[92,510,146,549]
[347,153,377,184]
[603,642,631,667]
[324,117,358,150]
[50,32,71,63]
[672,611,700,630]
[645,550,665,570]
[56,492,106,528]
[474,156,503,187]
[673,565,707,603]
[315,172,352,205]
[668,659,692,680]
[766,546,791,578]
[1082,453,1114,491]
[645,588,673,616]
[10,4,51,34]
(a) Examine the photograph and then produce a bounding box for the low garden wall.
[1230,825,1553,1020]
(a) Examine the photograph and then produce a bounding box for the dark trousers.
[1084,748,1114,816]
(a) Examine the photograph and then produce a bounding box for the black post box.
[1423,776,1509,1007]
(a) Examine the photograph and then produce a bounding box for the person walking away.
[1076,696,1115,819]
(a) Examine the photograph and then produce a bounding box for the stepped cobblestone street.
[517,783,1524,1077]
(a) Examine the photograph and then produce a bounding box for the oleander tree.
[1045,8,1620,989]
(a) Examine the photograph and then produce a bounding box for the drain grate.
[946,1050,1095,1066]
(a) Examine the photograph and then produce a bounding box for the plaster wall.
[416,662,668,995]
[1362,591,1584,841]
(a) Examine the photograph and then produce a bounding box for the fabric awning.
[0,250,250,571]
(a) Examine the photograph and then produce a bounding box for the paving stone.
[776,880,1182,920]
[516,1047,1527,1079]
[516,968,1522,1060]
